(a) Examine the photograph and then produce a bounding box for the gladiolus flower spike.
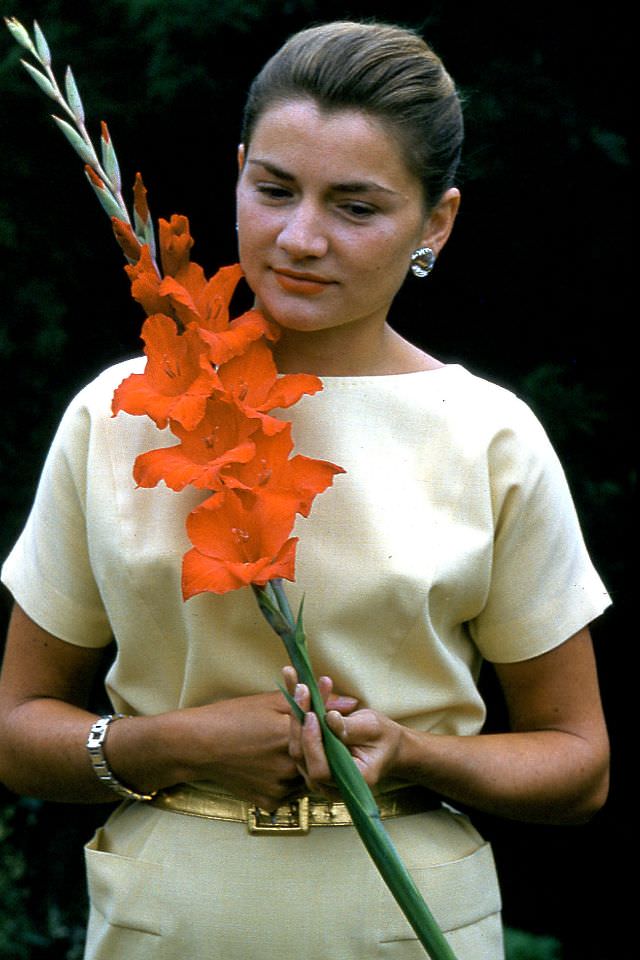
[4,17,155,268]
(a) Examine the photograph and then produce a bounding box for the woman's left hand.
[284,628,610,824]
[283,666,403,798]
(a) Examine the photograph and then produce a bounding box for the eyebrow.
[247,158,400,196]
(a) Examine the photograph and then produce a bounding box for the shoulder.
[55,356,146,435]
[63,356,146,419]
[439,366,546,434]
[45,356,149,473]
[402,365,556,463]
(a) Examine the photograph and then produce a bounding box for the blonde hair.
[241,21,463,209]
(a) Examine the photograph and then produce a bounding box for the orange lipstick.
[273,271,332,296]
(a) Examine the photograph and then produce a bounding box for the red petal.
[284,455,346,516]
[182,537,298,598]
[112,217,142,261]
[133,172,150,224]
[260,372,323,411]
[133,440,256,492]
[159,215,194,277]
[112,315,220,430]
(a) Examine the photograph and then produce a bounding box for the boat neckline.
[314,363,464,383]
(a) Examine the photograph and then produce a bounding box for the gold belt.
[151,784,441,835]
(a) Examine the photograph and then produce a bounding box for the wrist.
[100,711,190,795]
[87,714,157,801]
[390,725,436,784]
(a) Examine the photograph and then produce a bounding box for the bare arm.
[0,604,351,808]
[287,627,610,824]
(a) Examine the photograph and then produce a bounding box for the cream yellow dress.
[2,359,610,959]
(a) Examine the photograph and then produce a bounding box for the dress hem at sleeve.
[474,567,612,664]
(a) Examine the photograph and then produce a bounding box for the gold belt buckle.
[248,797,310,835]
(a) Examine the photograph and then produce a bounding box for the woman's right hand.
[98,690,361,809]
[147,685,358,810]
[158,691,305,810]
[0,603,358,810]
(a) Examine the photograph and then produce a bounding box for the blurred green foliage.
[0,0,632,957]
[504,928,562,960]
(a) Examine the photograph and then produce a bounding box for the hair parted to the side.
[241,21,463,210]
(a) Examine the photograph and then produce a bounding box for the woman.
[0,21,610,960]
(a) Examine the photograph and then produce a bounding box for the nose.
[276,202,329,260]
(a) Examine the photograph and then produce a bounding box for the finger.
[318,674,359,714]
[288,682,311,764]
[282,665,298,697]
[300,710,332,785]
[282,668,358,715]
[327,708,381,743]
[318,675,333,703]
[326,708,348,741]
[294,682,311,713]
[326,694,359,714]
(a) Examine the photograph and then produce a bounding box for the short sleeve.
[1,389,113,647]
[469,400,611,662]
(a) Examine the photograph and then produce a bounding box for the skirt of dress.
[83,799,503,960]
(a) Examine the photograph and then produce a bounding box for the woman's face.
[236,99,455,340]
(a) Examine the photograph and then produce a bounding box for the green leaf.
[84,169,126,220]
[32,21,51,67]
[252,583,289,635]
[133,206,147,234]
[64,67,85,125]
[52,115,96,165]
[101,129,122,195]
[142,217,157,262]
[276,682,305,723]
[4,17,38,57]
[19,59,56,100]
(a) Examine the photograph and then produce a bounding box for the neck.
[272,322,443,376]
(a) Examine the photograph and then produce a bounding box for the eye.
[255,183,293,202]
[339,201,377,220]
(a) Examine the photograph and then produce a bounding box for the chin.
[253,294,334,334]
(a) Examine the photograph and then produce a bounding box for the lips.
[272,268,334,296]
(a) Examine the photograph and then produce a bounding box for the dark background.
[0,1,632,958]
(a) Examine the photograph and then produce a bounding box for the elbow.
[569,763,610,824]
[551,746,610,826]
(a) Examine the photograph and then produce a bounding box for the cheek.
[237,204,279,261]
[348,236,412,297]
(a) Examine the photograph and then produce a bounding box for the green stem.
[253,579,459,960]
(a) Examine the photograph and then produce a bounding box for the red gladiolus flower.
[182,489,298,597]
[133,172,150,226]
[111,216,142,262]
[224,422,345,517]
[121,211,277,362]
[194,305,278,367]
[125,244,167,316]
[112,314,221,430]
[159,214,194,277]
[158,261,278,366]
[217,338,323,435]
[133,398,258,491]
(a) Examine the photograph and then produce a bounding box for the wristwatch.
[86,714,157,801]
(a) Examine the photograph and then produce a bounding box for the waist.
[150,784,441,835]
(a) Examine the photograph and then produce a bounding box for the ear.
[420,188,461,256]
[237,144,246,173]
